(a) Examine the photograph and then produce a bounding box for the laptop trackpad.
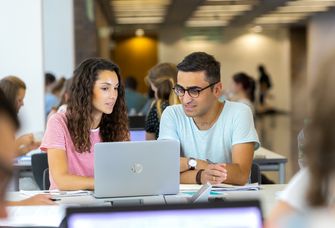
[109,199,143,207]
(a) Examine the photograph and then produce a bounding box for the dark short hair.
[125,76,138,90]
[0,88,20,129]
[177,52,221,83]
[233,72,256,102]
[45,72,56,86]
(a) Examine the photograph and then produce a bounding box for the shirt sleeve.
[40,113,67,152]
[145,105,158,133]
[232,104,260,149]
[278,169,309,211]
[158,106,179,141]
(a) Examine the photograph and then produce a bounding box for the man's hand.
[201,164,227,185]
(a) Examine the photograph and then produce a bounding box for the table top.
[2,184,286,227]
[254,147,287,163]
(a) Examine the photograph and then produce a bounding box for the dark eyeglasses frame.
[173,81,220,98]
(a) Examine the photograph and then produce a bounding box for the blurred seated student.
[0,89,53,208]
[49,76,66,106]
[41,58,129,190]
[0,76,40,155]
[44,72,58,117]
[266,56,335,227]
[124,76,147,115]
[138,87,155,116]
[47,78,72,121]
[144,63,179,140]
[228,72,256,115]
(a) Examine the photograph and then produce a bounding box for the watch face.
[189,159,197,167]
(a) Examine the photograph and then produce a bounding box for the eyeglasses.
[173,81,220,98]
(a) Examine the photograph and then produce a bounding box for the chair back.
[250,163,261,185]
[31,153,50,190]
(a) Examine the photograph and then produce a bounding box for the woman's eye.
[101,87,109,91]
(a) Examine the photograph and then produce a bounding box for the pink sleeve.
[40,113,67,152]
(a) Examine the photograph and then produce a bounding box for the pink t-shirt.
[40,112,101,189]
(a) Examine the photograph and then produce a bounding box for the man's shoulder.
[164,104,184,115]
[161,104,188,124]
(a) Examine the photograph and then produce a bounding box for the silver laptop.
[94,140,180,198]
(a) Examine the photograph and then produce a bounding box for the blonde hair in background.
[146,63,179,119]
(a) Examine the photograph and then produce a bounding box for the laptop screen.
[67,202,262,228]
[129,130,146,141]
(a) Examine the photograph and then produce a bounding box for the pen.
[207,159,216,164]
[51,198,61,201]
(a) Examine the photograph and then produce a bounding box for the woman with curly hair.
[41,58,129,190]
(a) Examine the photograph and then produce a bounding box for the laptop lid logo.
[131,163,143,174]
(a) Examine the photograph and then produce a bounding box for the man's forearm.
[224,163,250,185]
[180,170,198,184]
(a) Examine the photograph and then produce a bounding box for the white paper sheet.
[0,205,65,227]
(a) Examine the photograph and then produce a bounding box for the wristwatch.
[188,157,197,170]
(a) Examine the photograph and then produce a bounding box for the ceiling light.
[117,17,163,24]
[186,20,228,27]
[249,25,263,33]
[135,28,145,37]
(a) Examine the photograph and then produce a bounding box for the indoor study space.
[1,0,335,227]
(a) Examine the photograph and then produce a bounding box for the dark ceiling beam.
[229,0,290,27]
[163,0,207,27]
[96,0,116,26]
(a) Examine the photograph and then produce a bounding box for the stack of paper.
[20,189,92,197]
[212,183,261,191]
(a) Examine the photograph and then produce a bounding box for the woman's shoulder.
[47,111,68,126]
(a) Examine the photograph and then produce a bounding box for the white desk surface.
[254,147,286,160]
[2,184,285,227]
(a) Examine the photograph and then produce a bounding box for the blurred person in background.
[139,87,155,116]
[124,75,147,115]
[144,63,179,140]
[0,88,53,208]
[47,78,73,121]
[229,72,256,115]
[267,55,335,227]
[0,76,40,155]
[44,72,59,117]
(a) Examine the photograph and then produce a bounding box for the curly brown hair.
[66,58,129,153]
